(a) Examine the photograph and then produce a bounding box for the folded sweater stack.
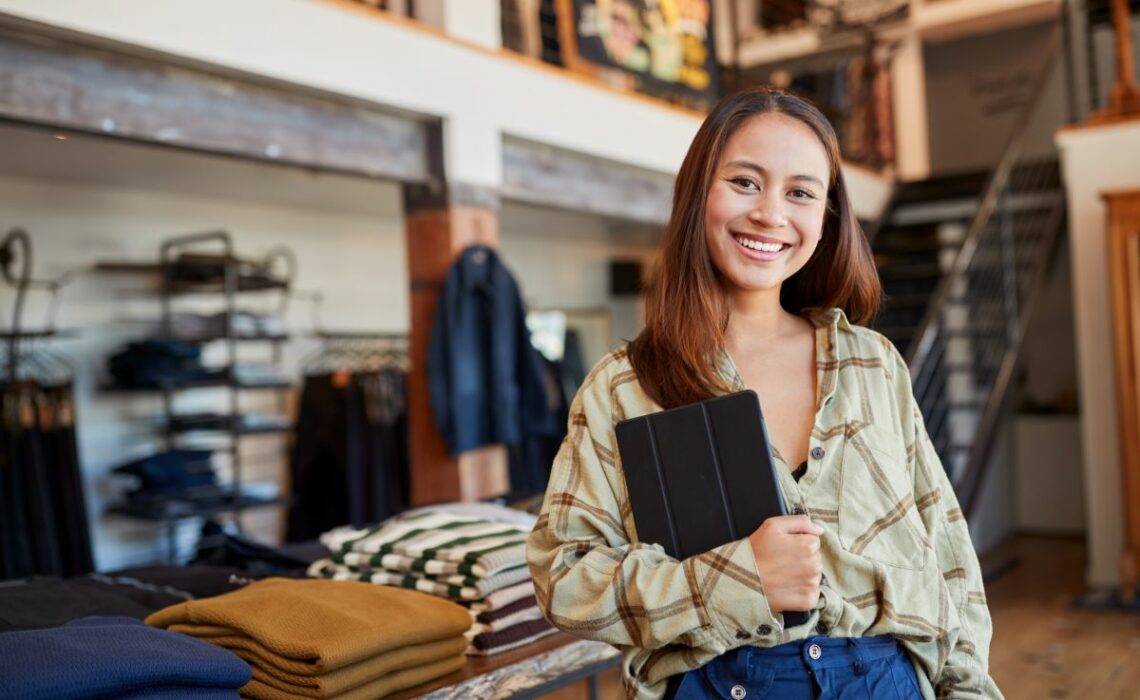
[0,616,251,700]
[312,511,556,655]
[146,578,471,699]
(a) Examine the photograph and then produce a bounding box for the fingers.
[771,515,825,536]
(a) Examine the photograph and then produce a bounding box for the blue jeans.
[664,636,923,700]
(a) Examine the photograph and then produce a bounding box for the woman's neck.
[724,290,798,348]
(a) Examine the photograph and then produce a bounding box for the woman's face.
[704,112,831,300]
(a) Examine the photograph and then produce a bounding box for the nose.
[748,205,788,229]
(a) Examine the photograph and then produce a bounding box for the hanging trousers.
[665,635,923,700]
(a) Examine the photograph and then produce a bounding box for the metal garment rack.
[100,231,296,561]
[0,227,74,384]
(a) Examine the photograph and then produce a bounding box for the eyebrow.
[724,159,826,190]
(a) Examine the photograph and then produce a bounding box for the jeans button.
[731,685,747,700]
[808,643,822,660]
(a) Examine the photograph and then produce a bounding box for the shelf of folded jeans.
[102,375,292,392]
[165,413,292,435]
[166,277,288,294]
[0,329,79,339]
[107,492,290,521]
[93,261,288,294]
[162,333,291,344]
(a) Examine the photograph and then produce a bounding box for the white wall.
[499,202,660,361]
[924,21,1068,175]
[1056,119,1140,588]
[1014,416,1085,533]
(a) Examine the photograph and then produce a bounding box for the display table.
[388,632,620,700]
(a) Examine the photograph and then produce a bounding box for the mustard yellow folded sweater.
[146,578,471,672]
[241,654,466,700]
[171,627,466,696]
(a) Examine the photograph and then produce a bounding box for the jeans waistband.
[734,635,903,672]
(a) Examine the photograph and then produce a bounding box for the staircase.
[871,170,991,354]
[868,28,1069,518]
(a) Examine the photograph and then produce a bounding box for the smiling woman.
[705,114,830,303]
[629,88,879,412]
[527,87,1003,700]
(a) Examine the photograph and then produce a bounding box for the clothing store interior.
[1,0,1139,698]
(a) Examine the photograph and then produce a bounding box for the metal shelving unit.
[101,231,297,561]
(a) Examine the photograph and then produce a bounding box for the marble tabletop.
[412,636,620,700]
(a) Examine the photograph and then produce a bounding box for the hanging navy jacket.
[427,245,557,456]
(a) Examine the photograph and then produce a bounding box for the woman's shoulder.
[823,307,907,368]
[582,345,635,384]
[574,345,659,423]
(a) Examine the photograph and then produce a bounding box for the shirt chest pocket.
[838,422,930,570]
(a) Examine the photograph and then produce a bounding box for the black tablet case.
[615,389,808,626]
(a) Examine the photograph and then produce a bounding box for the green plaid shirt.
[526,308,1001,699]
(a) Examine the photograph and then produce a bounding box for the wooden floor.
[987,536,1140,700]
[547,536,1140,699]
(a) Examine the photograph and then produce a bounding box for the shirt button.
[815,622,829,635]
[808,643,823,660]
[810,446,826,460]
[757,624,773,636]
[791,505,806,515]
[735,629,750,640]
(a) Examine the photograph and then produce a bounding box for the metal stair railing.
[904,27,1068,518]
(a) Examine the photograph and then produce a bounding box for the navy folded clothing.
[0,616,251,700]
[112,449,216,493]
[110,686,238,700]
[108,340,219,389]
[0,578,156,632]
[99,565,254,600]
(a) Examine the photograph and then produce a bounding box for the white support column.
[415,0,501,49]
[711,0,736,66]
[445,115,502,191]
[890,33,931,181]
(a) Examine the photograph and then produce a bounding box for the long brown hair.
[628,87,881,409]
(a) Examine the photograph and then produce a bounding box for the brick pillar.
[403,155,508,504]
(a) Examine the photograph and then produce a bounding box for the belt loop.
[847,638,867,676]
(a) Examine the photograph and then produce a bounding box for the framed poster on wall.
[555,0,721,109]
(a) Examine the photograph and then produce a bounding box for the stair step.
[890,198,980,226]
[873,234,945,256]
[889,190,1064,227]
[881,292,932,308]
[878,262,942,281]
[892,170,990,205]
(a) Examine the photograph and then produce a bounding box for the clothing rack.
[0,227,93,580]
[287,331,411,542]
[302,331,409,375]
[0,227,75,383]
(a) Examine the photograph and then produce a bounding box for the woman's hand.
[748,515,824,613]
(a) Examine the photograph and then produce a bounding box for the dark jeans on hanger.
[286,370,409,542]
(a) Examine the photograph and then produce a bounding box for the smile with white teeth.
[734,236,787,253]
